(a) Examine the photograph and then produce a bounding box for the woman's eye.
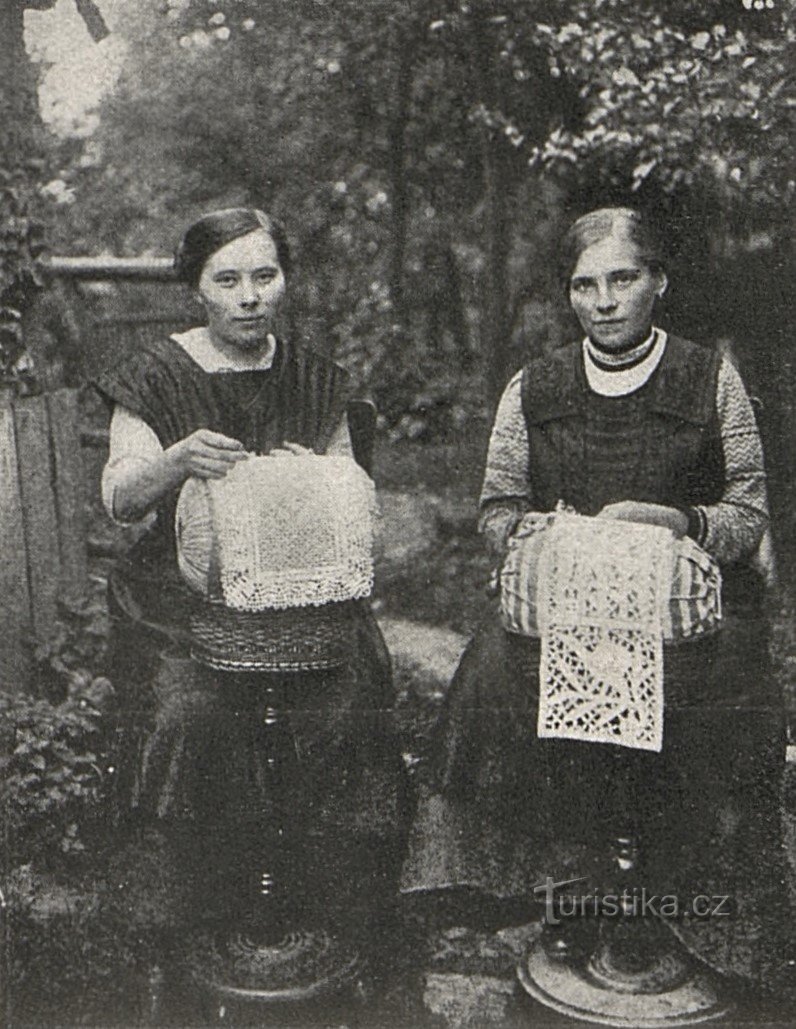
[255,273,276,285]
[215,276,237,287]
[571,280,591,294]
[613,271,638,286]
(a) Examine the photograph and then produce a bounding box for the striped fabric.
[500,524,721,644]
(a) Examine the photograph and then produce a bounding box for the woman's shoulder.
[281,338,352,389]
[285,337,349,374]
[92,334,197,413]
[651,334,722,422]
[518,342,582,422]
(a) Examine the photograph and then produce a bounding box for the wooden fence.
[0,257,193,691]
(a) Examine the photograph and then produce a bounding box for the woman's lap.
[401,615,787,982]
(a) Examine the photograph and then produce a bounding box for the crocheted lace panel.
[176,455,376,610]
[536,514,675,753]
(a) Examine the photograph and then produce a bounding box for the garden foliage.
[47,0,794,419]
[0,598,114,866]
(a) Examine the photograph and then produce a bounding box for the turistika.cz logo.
[533,876,734,925]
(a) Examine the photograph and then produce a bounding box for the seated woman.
[401,207,787,997]
[94,208,406,990]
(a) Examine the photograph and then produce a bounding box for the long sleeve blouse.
[479,334,769,567]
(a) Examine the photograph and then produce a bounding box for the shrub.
[1,598,114,868]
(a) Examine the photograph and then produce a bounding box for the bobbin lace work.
[536,514,674,753]
[176,455,376,610]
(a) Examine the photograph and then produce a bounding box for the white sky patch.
[25,0,126,138]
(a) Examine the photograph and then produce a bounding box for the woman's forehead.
[203,229,279,274]
[571,234,643,278]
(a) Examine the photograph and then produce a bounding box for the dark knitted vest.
[520,336,724,516]
[518,336,737,701]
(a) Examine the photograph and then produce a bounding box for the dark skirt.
[400,606,789,987]
[107,564,408,933]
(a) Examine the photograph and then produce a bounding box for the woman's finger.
[278,441,312,455]
[195,446,247,464]
[192,457,238,478]
[598,500,640,517]
[198,430,245,450]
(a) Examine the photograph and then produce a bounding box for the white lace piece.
[176,455,376,610]
[500,524,721,642]
[536,514,675,753]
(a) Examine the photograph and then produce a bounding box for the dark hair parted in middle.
[558,207,666,290]
[174,207,292,288]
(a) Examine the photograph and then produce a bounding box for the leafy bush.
[0,598,114,867]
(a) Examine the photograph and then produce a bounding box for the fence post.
[0,387,87,693]
[0,388,33,689]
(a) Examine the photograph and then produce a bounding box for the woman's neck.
[205,327,275,363]
[172,327,277,372]
[585,328,656,371]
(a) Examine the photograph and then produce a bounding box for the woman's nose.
[596,283,617,312]
[238,285,259,308]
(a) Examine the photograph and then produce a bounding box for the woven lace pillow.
[176,455,376,611]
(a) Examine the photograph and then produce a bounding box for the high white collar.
[171,327,277,372]
[582,328,667,397]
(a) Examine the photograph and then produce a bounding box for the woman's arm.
[478,371,533,557]
[325,413,355,457]
[695,356,769,565]
[599,358,769,564]
[102,406,246,524]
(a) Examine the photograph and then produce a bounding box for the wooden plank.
[0,392,32,689]
[44,255,176,281]
[13,395,61,641]
[47,389,87,604]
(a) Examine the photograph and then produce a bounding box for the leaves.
[0,597,114,865]
[519,0,795,208]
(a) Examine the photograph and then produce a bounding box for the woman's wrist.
[683,505,708,546]
[163,440,190,484]
[114,448,187,522]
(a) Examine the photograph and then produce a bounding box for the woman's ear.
[655,272,668,300]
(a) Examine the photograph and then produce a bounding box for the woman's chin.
[589,328,627,349]
[227,328,273,351]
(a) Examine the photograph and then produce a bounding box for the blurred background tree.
[1,0,107,385]
[36,0,795,559]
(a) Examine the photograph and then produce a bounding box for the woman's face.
[569,235,666,351]
[197,229,286,350]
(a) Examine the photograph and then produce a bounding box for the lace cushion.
[176,455,375,670]
[176,455,376,610]
[500,519,721,643]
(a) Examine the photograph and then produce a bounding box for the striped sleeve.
[698,357,769,566]
[477,371,533,554]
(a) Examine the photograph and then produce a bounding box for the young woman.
[401,207,786,992]
[95,208,405,949]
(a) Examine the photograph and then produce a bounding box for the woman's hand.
[597,501,688,537]
[269,441,314,457]
[111,430,245,522]
[168,429,248,480]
